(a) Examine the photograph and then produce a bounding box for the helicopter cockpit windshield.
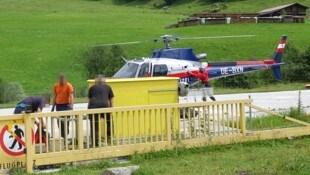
[113,62,139,78]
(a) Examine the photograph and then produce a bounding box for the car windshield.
[113,62,139,78]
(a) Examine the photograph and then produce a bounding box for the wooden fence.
[1,99,309,173]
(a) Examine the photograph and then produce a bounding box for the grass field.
[10,136,310,175]
[1,0,310,95]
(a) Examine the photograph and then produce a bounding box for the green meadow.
[10,136,310,175]
[1,0,310,95]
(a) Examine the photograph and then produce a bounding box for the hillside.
[0,0,310,96]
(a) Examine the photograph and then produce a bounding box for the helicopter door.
[138,62,150,77]
[152,64,168,77]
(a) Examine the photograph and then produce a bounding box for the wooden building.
[258,3,308,23]
[166,3,308,28]
[259,3,308,17]
[194,13,258,18]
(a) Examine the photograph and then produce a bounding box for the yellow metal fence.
[1,99,310,173]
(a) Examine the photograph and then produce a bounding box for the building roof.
[195,13,258,18]
[259,3,309,15]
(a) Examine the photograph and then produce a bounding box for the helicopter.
[111,35,286,90]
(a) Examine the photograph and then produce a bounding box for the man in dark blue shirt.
[14,95,50,114]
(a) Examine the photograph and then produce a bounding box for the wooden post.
[24,112,34,173]
[166,108,171,145]
[78,114,84,151]
[239,103,246,135]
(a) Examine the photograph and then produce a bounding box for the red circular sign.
[0,124,34,156]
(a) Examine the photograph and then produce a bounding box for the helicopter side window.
[153,65,168,77]
[138,63,149,77]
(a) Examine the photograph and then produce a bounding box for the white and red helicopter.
[112,35,286,93]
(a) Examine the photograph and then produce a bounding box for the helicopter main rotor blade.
[181,35,255,40]
[90,41,142,47]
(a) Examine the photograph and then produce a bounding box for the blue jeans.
[56,104,72,139]
[14,103,26,114]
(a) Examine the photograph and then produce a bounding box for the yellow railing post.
[24,112,34,173]
[239,103,246,134]
[78,114,84,151]
[166,108,171,145]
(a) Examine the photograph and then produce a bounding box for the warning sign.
[0,120,33,156]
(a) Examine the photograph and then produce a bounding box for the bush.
[164,0,180,5]
[214,72,262,89]
[75,84,88,98]
[83,45,127,79]
[6,83,24,102]
[0,78,7,103]
[282,43,310,82]
[0,78,24,103]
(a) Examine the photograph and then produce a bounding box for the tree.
[164,0,180,5]
[0,78,24,103]
[214,73,261,89]
[281,43,310,82]
[83,45,127,79]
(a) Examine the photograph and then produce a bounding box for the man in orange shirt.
[51,73,74,139]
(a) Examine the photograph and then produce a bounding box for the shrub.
[6,83,24,102]
[0,78,7,103]
[0,78,24,103]
[214,72,262,89]
[75,84,88,98]
[83,45,127,79]
[164,0,180,5]
[282,43,310,82]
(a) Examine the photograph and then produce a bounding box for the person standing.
[51,73,74,139]
[88,75,114,147]
[189,67,216,101]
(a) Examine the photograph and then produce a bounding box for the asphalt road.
[1,90,309,116]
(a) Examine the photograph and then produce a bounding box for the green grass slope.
[0,0,310,95]
[10,136,310,175]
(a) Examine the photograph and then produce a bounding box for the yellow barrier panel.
[88,77,180,138]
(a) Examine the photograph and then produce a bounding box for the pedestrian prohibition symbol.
[0,120,34,156]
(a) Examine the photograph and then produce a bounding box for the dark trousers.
[89,113,111,147]
[56,104,72,139]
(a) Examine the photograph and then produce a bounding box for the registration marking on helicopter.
[180,77,190,83]
[220,67,244,75]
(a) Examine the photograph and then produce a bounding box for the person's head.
[199,67,205,73]
[95,74,106,85]
[58,73,66,85]
[14,125,18,129]
[41,95,50,107]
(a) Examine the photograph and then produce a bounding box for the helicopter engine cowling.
[178,82,189,97]
[196,53,207,60]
